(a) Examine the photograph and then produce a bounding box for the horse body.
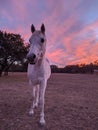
[27,24,51,125]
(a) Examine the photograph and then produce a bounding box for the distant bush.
[50,62,98,74]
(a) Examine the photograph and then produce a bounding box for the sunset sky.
[0,0,98,67]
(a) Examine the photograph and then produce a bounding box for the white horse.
[26,24,51,125]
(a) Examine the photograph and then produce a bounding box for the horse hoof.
[29,110,34,116]
[39,119,45,126]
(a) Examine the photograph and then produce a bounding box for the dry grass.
[0,73,98,130]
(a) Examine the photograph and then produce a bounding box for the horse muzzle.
[26,53,36,64]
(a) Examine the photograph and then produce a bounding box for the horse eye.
[41,38,44,43]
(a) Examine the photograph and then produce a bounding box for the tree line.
[51,62,98,74]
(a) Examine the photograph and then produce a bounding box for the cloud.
[0,0,98,66]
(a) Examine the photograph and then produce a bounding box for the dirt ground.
[0,73,98,130]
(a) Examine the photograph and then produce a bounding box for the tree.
[0,31,28,76]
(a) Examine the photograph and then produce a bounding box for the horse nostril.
[26,53,36,61]
[32,54,36,59]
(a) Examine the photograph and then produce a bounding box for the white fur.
[27,25,51,125]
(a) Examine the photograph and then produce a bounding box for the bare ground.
[0,73,98,130]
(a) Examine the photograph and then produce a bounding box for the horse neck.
[36,55,45,67]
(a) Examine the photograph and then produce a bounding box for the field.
[0,73,98,130]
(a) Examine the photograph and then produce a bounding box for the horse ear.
[31,24,35,33]
[41,24,45,34]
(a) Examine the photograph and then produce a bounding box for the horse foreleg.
[29,84,40,116]
[29,82,36,115]
[29,86,35,115]
[39,80,47,125]
[34,85,39,108]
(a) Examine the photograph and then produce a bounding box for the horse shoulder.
[44,58,51,79]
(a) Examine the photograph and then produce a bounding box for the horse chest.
[28,65,45,84]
